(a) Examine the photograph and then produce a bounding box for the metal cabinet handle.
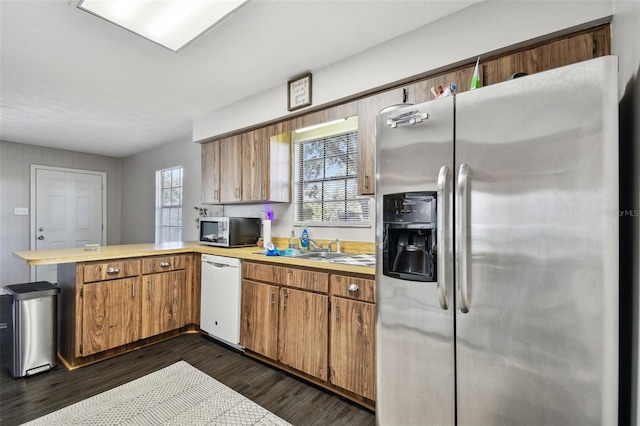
[261,185,265,199]
[214,189,219,201]
[235,187,240,199]
[148,280,151,293]
[334,302,339,322]
[347,284,359,293]
[132,280,135,297]
[281,291,288,309]
[106,267,120,274]
[159,261,170,267]
[436,165,451,310]
[456,163,471,313]
[270,290,275,306]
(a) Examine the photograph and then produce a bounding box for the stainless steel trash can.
[3,281,60,378]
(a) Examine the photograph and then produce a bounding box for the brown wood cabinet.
[278,287,328,381]
[240,261,375,407]
[240,279,279,359]
[201,140,220,203]
[141,269,188,339]
[357,88,404,195]
[58,254,196,367]
[219,135,243,203]
[240,262,329,382]
[329,275,376,401]
[81,277,140,356]
[241,127,291,203]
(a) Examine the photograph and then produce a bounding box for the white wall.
[193,1,613,140]
[0,140,122,285]
[120,137,219,244]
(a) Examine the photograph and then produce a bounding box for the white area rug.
[22,361,291,425]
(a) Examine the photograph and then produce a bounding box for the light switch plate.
[14,207,29,215]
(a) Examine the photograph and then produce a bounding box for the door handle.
[456,163,471,313]
[436,165,450,310]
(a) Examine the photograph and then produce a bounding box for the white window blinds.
[294,131,370,225]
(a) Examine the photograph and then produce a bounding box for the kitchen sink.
[292,251,348,261]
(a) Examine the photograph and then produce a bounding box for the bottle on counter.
[300,228,309,250]
[288,230,299,249]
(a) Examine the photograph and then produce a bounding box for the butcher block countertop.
[14,240,375,276]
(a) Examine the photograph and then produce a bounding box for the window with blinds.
[155,166,183,243]
[294,130,370,225]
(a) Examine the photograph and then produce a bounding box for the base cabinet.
[82,277,140,356]
[278,287,328,381]
[329,296,376,400]
[240,279,279,359]
[58,254,196,366]
[240,261,375,408]
[141,270,188,339]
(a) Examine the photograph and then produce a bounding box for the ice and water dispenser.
[382,192,437,282]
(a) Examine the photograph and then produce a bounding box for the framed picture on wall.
[287,73,312,111]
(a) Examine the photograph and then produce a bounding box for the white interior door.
[32,166,106,283]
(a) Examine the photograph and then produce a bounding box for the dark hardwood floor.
[0,333,375,425]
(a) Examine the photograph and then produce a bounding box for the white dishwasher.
[200,254,243,350]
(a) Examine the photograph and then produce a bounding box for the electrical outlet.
[14,207,29,215]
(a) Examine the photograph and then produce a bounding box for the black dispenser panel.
[383,192,437,282]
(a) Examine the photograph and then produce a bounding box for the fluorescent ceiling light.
[78,0,249,52]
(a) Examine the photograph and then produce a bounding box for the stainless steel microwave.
[199,217,261,247]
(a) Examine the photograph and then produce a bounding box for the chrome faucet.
[328,239,342,253]
[305,238,325,251]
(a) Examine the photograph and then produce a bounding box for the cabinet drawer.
[330,275,375,303]
[278,267,328,293]
[142,255,186,274]
[83,260,141,283]
[243,262,278,282]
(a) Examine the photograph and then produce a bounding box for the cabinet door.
[240,279,279,359]
[330,297,376,401]
[219,135,243,202]
[357,88,405,195]
[201,141,220,203]
[82,278,140,356]
[278,287,328,381]
[407,66,475,103]
[242,129,269,201]
[481,26,610,86]
[141,270,187,339]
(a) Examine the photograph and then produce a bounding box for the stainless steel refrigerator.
[375,56,619,425]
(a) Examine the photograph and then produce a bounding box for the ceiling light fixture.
[77,0,249,52]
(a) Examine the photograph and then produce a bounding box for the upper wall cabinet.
[480,25,610,86]
[201,25,610,200]
[242,126,291,203]
[357,88,405,195]
[201,127,291,204]
[201,140,220,204]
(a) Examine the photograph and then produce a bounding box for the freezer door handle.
[436,165,450,310]
[457,163,471,313]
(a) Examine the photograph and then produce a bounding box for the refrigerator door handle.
[436,165,450,310]
[457,163,471,313]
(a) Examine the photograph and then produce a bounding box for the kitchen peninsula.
[14,240,376,409]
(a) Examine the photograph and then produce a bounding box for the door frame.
[29,165,108,281]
